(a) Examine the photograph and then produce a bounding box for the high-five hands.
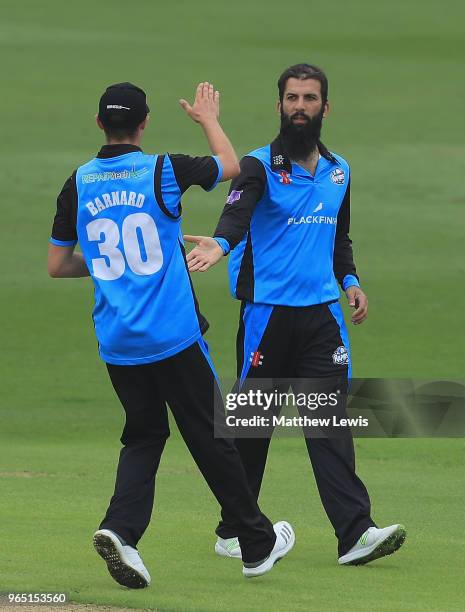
[184,235,223,272]
[178,81,239,181]
[179,82,220,124]
[345,286,368,325]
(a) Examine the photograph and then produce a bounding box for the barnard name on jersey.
[86,190,146,216]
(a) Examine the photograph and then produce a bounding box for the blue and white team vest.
[75,152,201,365]
[229,145,351,306]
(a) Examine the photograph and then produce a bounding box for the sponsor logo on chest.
[287,202,337,226]
[82,165,149,184]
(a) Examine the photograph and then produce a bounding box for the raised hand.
[179,82,220,124]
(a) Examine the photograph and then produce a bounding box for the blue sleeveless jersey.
[75,152,202,365]
[228,145,350,306]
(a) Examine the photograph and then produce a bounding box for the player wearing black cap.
[99,82,150,128]
[48,81,295,588]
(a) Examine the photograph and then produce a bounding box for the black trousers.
[216,302,376,557]
[100,339,276,563]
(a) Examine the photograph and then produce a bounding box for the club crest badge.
[332,346,349,366]
[279,171,292,185]
[330,168,345,185]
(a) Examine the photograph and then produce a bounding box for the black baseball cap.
[98,82,150,129]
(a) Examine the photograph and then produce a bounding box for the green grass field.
[1,0,464,610]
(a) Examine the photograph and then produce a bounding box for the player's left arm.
[333,178,368,325]
[178,81,239,183]
[169,154,223,194]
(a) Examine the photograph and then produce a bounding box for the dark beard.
[279,107,324,161]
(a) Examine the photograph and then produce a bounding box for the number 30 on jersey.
[86,212,163,280]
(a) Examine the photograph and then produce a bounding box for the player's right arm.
[48,173,90,278]
[48,244,89,278]
[179,82,239,181]
[185,156,266,272]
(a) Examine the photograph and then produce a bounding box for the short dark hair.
[277,64,328,104]
[103,125,139,142]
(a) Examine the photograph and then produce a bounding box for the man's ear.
[277,100,281,115]
[323,101,330,119]
[140,115,149,131]
[96,115,105,130]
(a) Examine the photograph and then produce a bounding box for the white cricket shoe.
[338,524,406,566]
[93,529,151,588]
[242,521,295,578]
[215,536,242,558]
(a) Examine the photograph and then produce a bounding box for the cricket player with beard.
[185,64,406,566]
